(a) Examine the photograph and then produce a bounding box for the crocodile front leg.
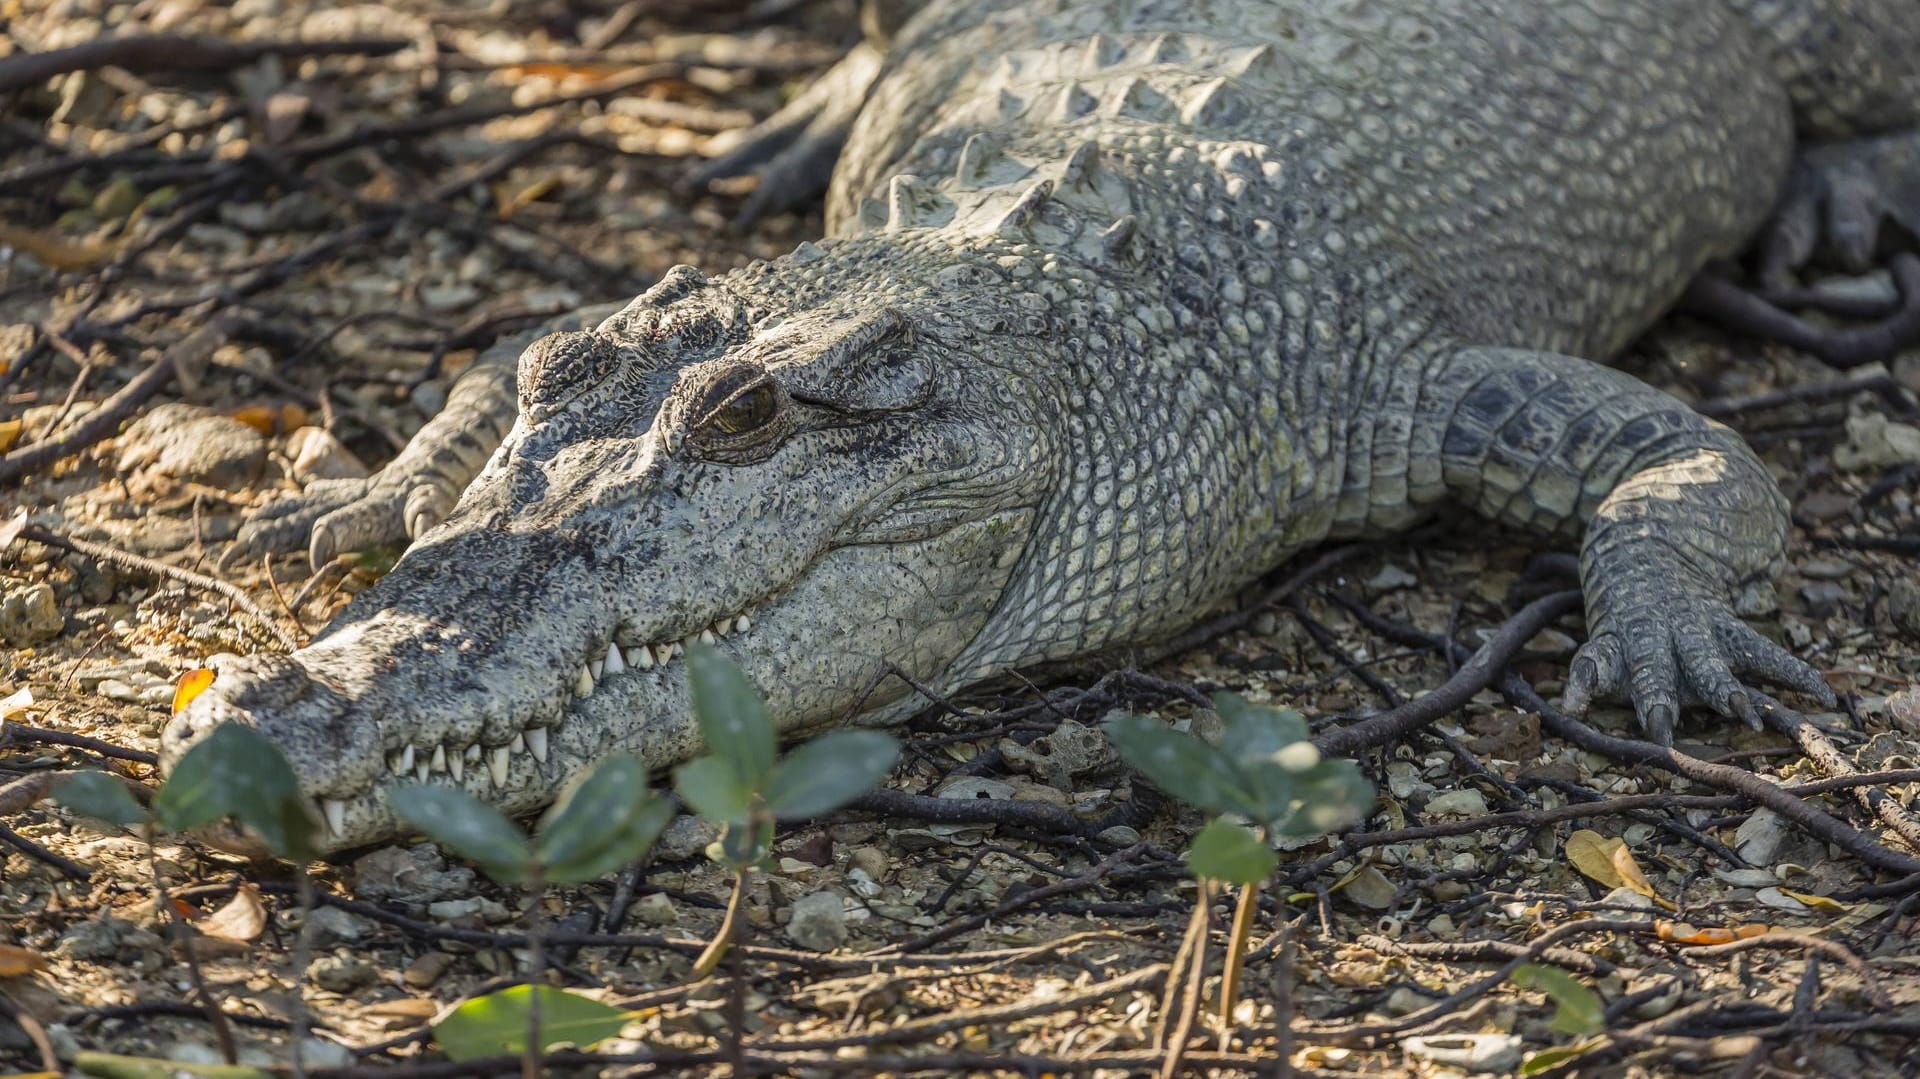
[229,303,623,570]
[1403,346,1836,743]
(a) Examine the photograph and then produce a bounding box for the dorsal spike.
[1229,43,1280,79]
[1099,215,1138,262]
[954,132,997,186]
[639,264,709,305]
[857,197,888,232]
[1082,32,1123,68]
[993,179,1056,235]
[1059,141,1102,189]
[1111,77,1173,120]
[1141,33,1189,64]
[885,174,919,231]
[1183,78,1250,127]
[1057,82,1100,121]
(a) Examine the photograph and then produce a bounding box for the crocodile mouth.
[314,594,775,840]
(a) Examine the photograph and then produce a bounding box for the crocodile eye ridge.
[517,331,622,422]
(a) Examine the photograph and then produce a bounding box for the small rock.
[1796,491,1854,521]
[351,844,476,904]
[634,892,677,926]
[656,815,722,861]
[427,898,484,921]
[0,581,63,645]
[116,403,266,490]
[403,951,452,989]
[1734,809,1787,864]
[1798,558,1852,581]
[308,953,376,993]
[1889,578,1920,643]
[96,679,143,703]
[847,845,890,881]
[1423,789,1489,817]
[785,890,848,952]
[1000,722,1113,789]
[1097,825,1141,846]
[285,426,369,483]
[1834,412,1920,472]
[1798,581,1847,616]
[1342,866,1397,911]
[1365,564,1418,591]
[938,776,1017,800]
[55,917,128,961]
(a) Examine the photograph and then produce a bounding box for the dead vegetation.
[1,1,1919,1075]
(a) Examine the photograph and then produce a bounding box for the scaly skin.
[174,0,1919,850]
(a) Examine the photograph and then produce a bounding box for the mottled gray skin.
[168,0,1920,850]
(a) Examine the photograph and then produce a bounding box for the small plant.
[58,721,321,1070]
[1105,693,1373,1069]
[388,752,672,1076]
[671,643,900,977]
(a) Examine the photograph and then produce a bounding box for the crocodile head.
[162,240,1064,850]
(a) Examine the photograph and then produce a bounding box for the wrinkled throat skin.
[164,240,1085,851]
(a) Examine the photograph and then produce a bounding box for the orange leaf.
[0,418,20,453]
[227,405,280,434]
[0,944,48,977]
[278,404,309,432]
[173,668,216,714]
[1655,919,1770,945]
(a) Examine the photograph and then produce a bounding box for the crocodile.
[163,0,1920,849]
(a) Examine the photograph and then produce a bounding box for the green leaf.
[763,731,898,819]
[536,755,674,884]
[1270,758,1374,838]
[685,643,776,790]
[55,771,152,827]
[1511,964,1606,1037]
[152,723,318,860]
[1185,818,1278,886]
[673,755,753,826]
[1520,1037,1609,1074]
[432,985,632,1061]
[1214,692,1311,763]
[387,783,532,884]
[1104,712,1252,816]
[717,816,774,869]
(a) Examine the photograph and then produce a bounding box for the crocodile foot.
[225,471,453,571]
[1564,547,1837,746]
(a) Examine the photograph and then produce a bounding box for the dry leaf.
[1778,888,1848,913]
[501,62,624,83]
[1564,830,1625,888]
[0,223,118,270]
[494,176,560,220]
[173,669,216,714]
[227,406,280,434]
[1,686,31,720]
[1610,844,1676,910]
[196,885,267,943]
[364,998,440,1020]
[0,944,48,977]
[0,418,20,453]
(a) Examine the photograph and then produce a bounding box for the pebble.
[404,951,452,989]
[0,581,63,645]
[634,892,677,926]
[1365,564,1418,591]
[847,845,890,881]
[1734,809,1787,864]
[1402,1033,1523,1074]
[115,403,266,490]
[1423,789,1489,817]
[285,426,369,483]
[308,953,377,992]
[785,890,848,952]
[1889,578,1920,642]
[351,844,477,904]
[656,815,722,861]
[1798,558,1852,581]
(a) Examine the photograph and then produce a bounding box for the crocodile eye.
[709,382,778,435]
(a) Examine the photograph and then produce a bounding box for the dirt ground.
[2,1,1919,1076]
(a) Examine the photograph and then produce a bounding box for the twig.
[12,523,297,650]
[0,34,408,93]
[1,722,158,765]
[1761,704,1920,852]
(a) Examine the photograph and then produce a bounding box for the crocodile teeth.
[699,628,716,645]
[712,617,732,637]
[654,644,674,665]
[527,726,549,763]
[449,751,464,782]
[603,641,625,676]
[489,745,511,787]
[415,760,430,783]
[465,743,482,762]
[590,658,604,680]
[430,743,447,773]
[511,730,527,754]
[574,665,594,697]
[734,613,751,633]
[323,798,346,837]
[390,744,415,776]
[629,644,654,670]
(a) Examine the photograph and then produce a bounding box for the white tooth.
[387,749,407,776]
[629,645,653,670]
[397,744,415,775]
[590,659,604,680]
[465,743,482,762]
[734,613,751,633]
[712,617,732,636]
[449,751,464,782]
[575,666,594,697]
[527,726,549,763]
[323,799,346,837]
[512,731,527,754]
[431,743,447,772]
[489,746,511,787]
[700,628,716,645]
[415,760,430,783]
[654,644,674,665]
[604,641,625,676]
